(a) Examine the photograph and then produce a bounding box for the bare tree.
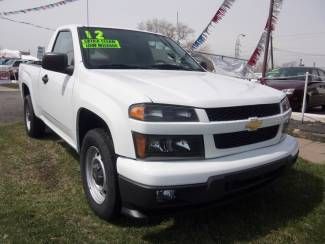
[176,23,194,43]
[138,18,194,43]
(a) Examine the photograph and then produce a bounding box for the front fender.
[76,85,139,158]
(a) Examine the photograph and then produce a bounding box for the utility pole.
[86,0,89,26]
[262,0,274,78]
[270,33,274,69]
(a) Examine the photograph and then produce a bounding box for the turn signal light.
[132,132,204,160]
[129,104,145,121]
[132,132,147,159]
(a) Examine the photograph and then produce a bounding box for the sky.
[0,0,325,68]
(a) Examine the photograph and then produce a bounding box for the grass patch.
[0,123,324,243]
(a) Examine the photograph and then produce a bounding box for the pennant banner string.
[0,16,55,31]
[191,0,236,50]
[0,0,80,16]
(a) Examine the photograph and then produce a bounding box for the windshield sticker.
[82,30,121,49]
[81,39,121,49]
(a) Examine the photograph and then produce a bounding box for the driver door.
[39,30,75,139]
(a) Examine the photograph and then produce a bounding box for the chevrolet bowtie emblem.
[246,118,263,131]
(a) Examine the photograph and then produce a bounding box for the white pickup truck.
[19,25,299,220]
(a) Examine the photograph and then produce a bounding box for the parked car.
[0,58,10,65]
[19,25,298,220]
[0,70,10,82]
[262,67,325,111]
[0,59,28,80]
[0,59,11,82]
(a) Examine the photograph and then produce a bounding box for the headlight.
[129,104,198,122]
[281,96,291,113]
[282,88,295,95]
[132,132,204,159]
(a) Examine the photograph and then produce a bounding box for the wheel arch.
[21,83,30,98]
[76,108,114,152]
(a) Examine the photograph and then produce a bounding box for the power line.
[275,32,325,38]
[274,47,325,57]
[0,0,79,16]
[0,16,55,31]
[86,0,89,26]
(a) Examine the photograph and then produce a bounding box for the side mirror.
[42,52,73,75]
[259,77,266,84]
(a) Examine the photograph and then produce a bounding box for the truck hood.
[90,70,284,108]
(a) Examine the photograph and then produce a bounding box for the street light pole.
[235,33,246,58]
[262,0,274,78]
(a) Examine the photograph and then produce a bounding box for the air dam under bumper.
[117,135,299,214]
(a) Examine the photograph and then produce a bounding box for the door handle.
[42,74,49,84]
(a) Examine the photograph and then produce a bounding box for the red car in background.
[262,67,325,111]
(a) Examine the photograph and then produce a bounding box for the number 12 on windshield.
[85,30,105,40]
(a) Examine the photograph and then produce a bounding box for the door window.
[52,31,74,66]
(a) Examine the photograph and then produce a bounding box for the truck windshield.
[78,27,204,71]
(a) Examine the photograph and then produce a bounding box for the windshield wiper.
[96,64,147,69]
[96,63,199,71]
[148,63,195,71]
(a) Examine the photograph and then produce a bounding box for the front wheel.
[80,128,121,220]
[24,95,45,138]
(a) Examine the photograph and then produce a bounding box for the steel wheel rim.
[85,146,107,204]
[25,105,31,131]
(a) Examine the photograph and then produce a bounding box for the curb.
[289,130,325,144]
[0,88,19,92]
[292,112,325,123]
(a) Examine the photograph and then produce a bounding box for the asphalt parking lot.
[0,90,23,124]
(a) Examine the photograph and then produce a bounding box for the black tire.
[80,128,121,220]
[24,95,45,138]
[322,105,325,111]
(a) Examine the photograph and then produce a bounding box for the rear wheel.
[80,128,121,220]
[322,105,325,111]
[24,95,45,138]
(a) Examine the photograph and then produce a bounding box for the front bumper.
[117,135,299,215]
[119,151,298,215]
